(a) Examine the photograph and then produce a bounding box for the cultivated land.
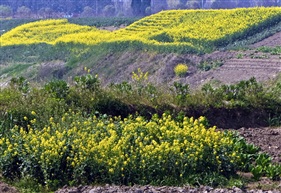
[0,7,281,193]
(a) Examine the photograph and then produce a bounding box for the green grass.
[68,17,140,27]
[0,18,37,35]
[0,63,34,77]
[224,20,281,50]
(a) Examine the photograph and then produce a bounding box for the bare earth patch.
[236,127,281,163]
[0,182,19,193]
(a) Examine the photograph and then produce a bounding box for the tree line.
[0,0,280,18]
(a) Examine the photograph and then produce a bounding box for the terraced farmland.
[1,7,281,53]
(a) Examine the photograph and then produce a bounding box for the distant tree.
[130,0,151,16]
[261,0,277,6]
[131,0,142,15]
[145,6,152,15]
[237,0,251,7]
[151,0,168,13]
[167,0,181,9]
[211,0,236,9]
[81,6,94,17]
[186,0,201,9]
[38,7,53,18]
[0,5,12,18]
[45,7,54,17]
[103,5,116,16]
[38,8,45,18]
[93,0,112,15]
[17,6,31,18]
[141,0,151,14]
[177,0,188,9]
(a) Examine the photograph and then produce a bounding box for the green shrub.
[44,79,69,99]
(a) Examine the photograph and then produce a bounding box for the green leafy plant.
[9,76,30,94]
[251,165,264,180]
[74,73,100,92]
[266,164,281,181]
[44,79,69,99]
[198,60,223,71]
[250,153,273,180]
[236,53,244,59]
[172,82,190,106]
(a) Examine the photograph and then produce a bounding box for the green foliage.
[198,60,223,71]
[44,79,69,99]
[172,82,190,107]
[251,165,264,180]
[9,76,30,94]
[74,73,100,92]
[199,77,264,108]
[0,19,37,35]
[257,46,281,55]
[266,164,281,181]
[68,17,139,27]
[250,153,272,180]
[0,43,70,63]
[12,177,48,193]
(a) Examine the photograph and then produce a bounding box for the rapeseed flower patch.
[0,112,245,186]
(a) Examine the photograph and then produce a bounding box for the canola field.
[0,111,243,186]
[1,7,281,53]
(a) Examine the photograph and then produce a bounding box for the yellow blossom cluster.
[0,19,97,46]
[0,111,241,184]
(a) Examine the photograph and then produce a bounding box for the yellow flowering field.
[0,19,102,46]
[0,111,246,186]
[1,7,281,53]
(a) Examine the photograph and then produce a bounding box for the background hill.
[0,7,281,88]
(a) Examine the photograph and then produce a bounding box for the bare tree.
[0,5,12,18]
[81,6,94,17]
[17,6,32,18]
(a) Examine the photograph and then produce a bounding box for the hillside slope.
[1,7,281,53]
[0,8,281,88]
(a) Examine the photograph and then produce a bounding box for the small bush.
[174,63,188,77]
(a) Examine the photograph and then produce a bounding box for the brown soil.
[0,181,19,193]
[236,127,281,163]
